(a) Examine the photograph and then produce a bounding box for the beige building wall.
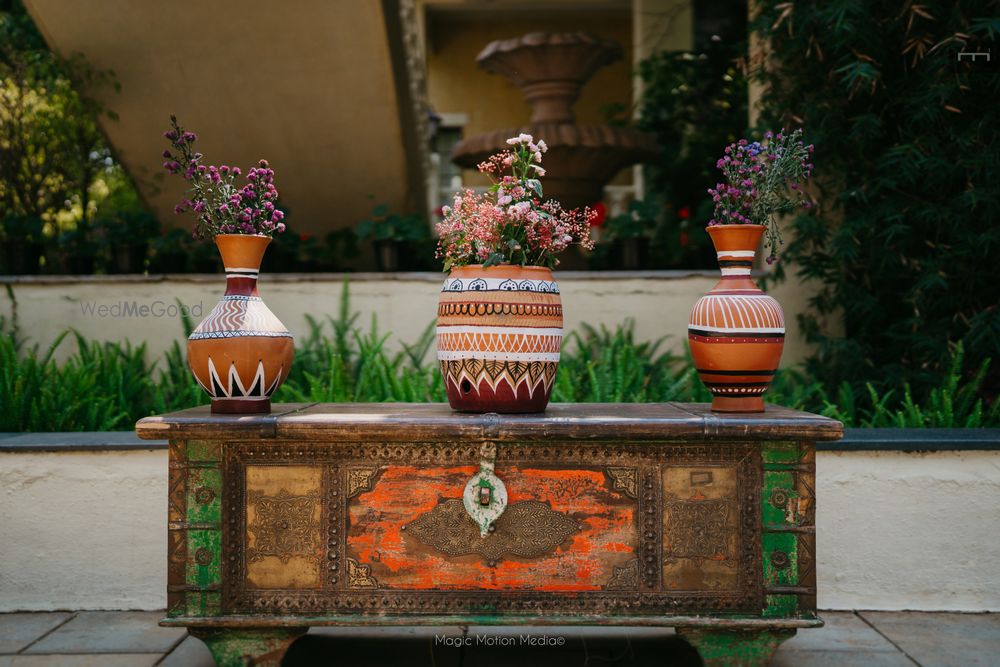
[22,0,415,237]
[423,6,635,187]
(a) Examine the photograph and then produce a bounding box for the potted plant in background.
[57,227,100,275]
[355,201,428,272]
[1,215,45,274]
[688,129,813,412]
[148,228,191,273]
[162,115,293,414]
[604,198,660,270]
[100,210,159,274]
[436,134,595,413]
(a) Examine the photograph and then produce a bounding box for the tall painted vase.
[187,234,293,414]
[437,265,562,413]
[688,224,784,413]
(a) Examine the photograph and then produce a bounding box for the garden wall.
[1,432,997,613]
[0,271,828,365]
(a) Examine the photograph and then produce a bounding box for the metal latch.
[463,441,507,537]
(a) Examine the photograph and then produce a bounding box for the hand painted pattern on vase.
[187,235,293,414]
[688,225,784,413]
[437,265,562,413]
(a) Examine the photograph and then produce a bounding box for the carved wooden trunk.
[136,403,842,667]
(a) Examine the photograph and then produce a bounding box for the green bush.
[1,286,996,431]
[750,1,1000,400]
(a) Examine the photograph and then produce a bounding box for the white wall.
[2,448,996,612]
[818,450,1000,611]
[0,272,825,367]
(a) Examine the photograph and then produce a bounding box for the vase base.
[711,396,765,413]
[211,397,271,414]
[445,377,552,414]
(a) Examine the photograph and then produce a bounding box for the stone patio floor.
[0,610,997,666]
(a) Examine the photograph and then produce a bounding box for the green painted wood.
[187,440,221,462]
[185,592,222,618]
[186,468,222,525]
[677,628,796,667]
[186,530,222,590]
[190,628,307,667]
[760,441,799,464]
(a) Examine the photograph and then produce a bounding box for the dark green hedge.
[751,1,1000,400]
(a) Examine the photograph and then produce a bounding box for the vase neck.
[224,271,260,297]
[706,225,764,293]
[214,234,269,298]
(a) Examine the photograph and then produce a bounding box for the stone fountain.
[451,32,658,209]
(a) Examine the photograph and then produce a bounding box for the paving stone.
[0,655,160,666]
[23,612,184,655]
[157,635,214,667]
[780,611,899,652]
[0,613,74,654]
[862,611,1000,667]
[772,650,917,667]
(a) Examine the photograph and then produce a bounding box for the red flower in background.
[678,205,691,220]
[590,201,607,227]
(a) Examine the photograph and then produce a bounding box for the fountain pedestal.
[452,32,658,210]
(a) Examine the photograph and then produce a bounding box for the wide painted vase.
[437,265,562,413]
[187,234,293,414]
[688,224,784,413]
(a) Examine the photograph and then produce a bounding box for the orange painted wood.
[348,465,635,591]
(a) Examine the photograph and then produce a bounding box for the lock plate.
[462,442,507,536]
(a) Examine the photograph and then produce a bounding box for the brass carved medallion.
[347,558,379,589]
[605,558,640,590]
[246,489,320,564]
[606,467,638,498]
[408,499,580,562]
[347,467,381,498]
[663,499,732,562]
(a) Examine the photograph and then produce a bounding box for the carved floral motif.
[605,559,640,590]
[607,467,638,498]
[347,467,381,498]
[246,489,320,564]
[347,558,379,589]
[663,499,733,563]
[408,499,580,562]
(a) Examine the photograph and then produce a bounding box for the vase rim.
[449,264,553,271]
[707,223,766,230]
[213,233,272,239]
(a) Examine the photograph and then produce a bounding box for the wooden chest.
[136,403,842,667]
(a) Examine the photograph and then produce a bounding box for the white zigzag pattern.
[193,296,288,335]
[197,357,286,398]
[436,330,563,355]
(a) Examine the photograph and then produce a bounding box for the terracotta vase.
[688,225,784,413]
[437,265,563,413]
[187,234,293,414]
